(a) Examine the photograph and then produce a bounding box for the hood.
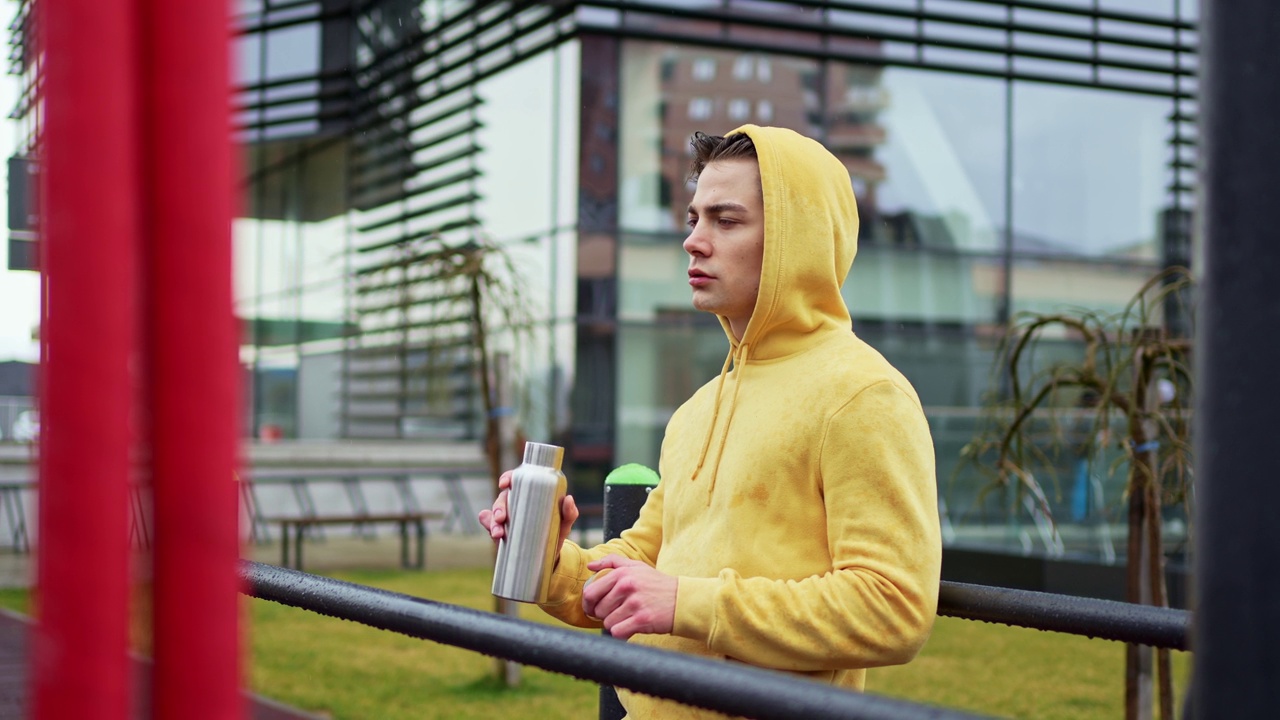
[688,125,859,488]
[721,124,859,359]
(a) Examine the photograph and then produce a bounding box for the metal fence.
[242,560,994,720]
[240,474,1191,719]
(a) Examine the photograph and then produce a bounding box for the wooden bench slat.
[270,512,444,525]
[271,513,444,572]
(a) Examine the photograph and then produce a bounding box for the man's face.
[683,159,765,340]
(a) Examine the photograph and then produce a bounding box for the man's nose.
[683,223,710,257]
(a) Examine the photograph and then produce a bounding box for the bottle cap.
[522,441,564,469]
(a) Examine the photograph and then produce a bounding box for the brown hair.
[688,131,758,182]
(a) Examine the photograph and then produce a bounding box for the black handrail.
[601,475,1195,719]
[240,560,992,720]
[239,477,1192,720]
[938,581,1191,651]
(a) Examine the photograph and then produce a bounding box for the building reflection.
[5,0,1199,558]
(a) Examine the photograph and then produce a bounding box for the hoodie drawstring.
[691,342,750,504]
[691,349,733,482]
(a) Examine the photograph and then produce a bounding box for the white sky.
[0,0,38,363]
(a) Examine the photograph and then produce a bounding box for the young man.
[480,125,941,718]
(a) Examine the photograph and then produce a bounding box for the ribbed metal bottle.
[492,442,568,603]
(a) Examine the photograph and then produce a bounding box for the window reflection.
[619,42,823,234]
[1012,82,1166,260]
[868,68,1004,253]
[692,57,716,81]
[616,37,1173,479]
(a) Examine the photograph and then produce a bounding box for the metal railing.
[937,582,1188,651]
[240,473,1192,720]
[241,560,992,720]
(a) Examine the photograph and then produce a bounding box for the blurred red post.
[33,0,138,718]
[140,1,244,718]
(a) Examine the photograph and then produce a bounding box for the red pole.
[33,0,137,717]
[140,1,243,718]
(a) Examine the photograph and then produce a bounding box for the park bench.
[240,467,484,572]
[273,510,445,571]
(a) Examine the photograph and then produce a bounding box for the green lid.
[605,463,660,486]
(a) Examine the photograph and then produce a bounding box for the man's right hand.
[478,469,581,548]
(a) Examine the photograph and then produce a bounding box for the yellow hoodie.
[540,125,942,718]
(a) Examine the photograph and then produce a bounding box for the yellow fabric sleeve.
[538,480,668,628]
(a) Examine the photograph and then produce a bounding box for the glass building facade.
[9,0,1199,557]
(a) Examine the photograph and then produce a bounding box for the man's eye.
[718,218,736,228]
[686,217,697,229]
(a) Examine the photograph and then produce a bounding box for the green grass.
[0,569,1191,719]
[0,588,29,615]
[245,568,599,720]
[872,616,1190,719]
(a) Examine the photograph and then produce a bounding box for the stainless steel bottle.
[492,441,568,603]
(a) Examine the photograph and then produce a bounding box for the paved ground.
[0,608,323,719]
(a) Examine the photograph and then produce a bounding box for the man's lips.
[688,269,714,287]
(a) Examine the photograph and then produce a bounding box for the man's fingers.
[604,615,640,642]
[584,564,643,622]
[592,586,626,622]
[478,471,516,542]
[581,566,622,618]
[486,489,510,540]
[557,495,580,545]
[477,508,505,540]
[597,587,649,639]
[584,567,614,589]
[587,554,643,572]
[583,563,678,638]
[493,489,508,522]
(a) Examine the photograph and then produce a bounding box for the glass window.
[733,55,753,80]
[616,319,726,466]
[728,98,750,121]
[1100,0,1174,18]
[756,57,772,82]
[620,41,822,234]
[1012,82,1169,261]
[474,47,581,442]
[692,57,716,81]
[855,67,1006,258]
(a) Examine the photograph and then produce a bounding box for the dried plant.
[367,233,535,422]
[961,266,1194,720]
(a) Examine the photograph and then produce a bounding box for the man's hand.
[582,555,677,640]
[477,470,580,549]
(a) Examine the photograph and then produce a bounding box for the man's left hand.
[582,555,677,641]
